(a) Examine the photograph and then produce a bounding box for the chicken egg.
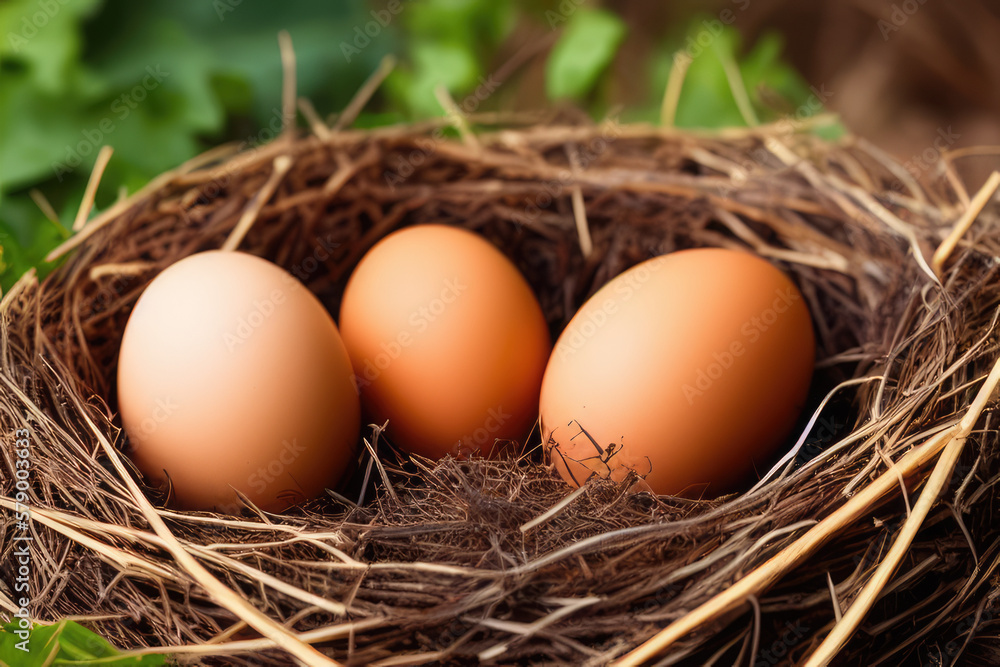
[339,225,551,459]
[539,248,815,497]
[117,250,360,512]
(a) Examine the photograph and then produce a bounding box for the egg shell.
[117,250,360,512]
[540,248,815,497]
[339,225,551,459]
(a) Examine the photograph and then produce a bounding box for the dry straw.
[3,46,1000,667]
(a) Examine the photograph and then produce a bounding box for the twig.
[81,413,343,666]
[942,160,971,209]
[0,268,36,308]
[615,426,956,665]
[931,171,1000,275]
[854,137,927,205]
[298,97,332,140]
[876,444,911,516]
[944,145,1000,162]
[362,422,399,503]
[520,485,589,532]
[567,145,594,258]
[88,262,156,280]
[221,155,293,252]
[714,207,850,272]
[333,55,397,132]
[803,353,1000,666]
[717,47,759,127]
[767,137,940,285]
[278,30,297,141]
[477,597,601,661]
[29,189,61,226]
[0,498,175,579]
[72,146,114,231]
[435,85,481,151]
[750,377,881,491]
[617,351,1000,666]
[660,52,692,127]
[127,618,386,658]
[45,143,244,261]
[827,572,842,623]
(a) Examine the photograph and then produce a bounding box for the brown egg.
[117,251,360,512]
[540,248,815,497]
[339,225,551,459]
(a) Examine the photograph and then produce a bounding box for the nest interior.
[3,118,1000,666]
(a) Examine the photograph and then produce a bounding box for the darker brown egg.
[339,225,551,460]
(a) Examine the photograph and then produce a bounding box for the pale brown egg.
[540,248,815,497]
[339,225,551,460]
[117,250,360,512]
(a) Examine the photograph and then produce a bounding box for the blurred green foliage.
[383,0,517,118]
[545,9,625,101]
[0,0,841,292]
[0,619,166,665]
[0,0,386,290]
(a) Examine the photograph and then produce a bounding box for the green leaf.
[388,40,482,118]
[86,0,387,129]
[0,193,67,291]
[672,33,747,128]
[811,121,847,141]
[0,0,401,287]
[0,0,105,94]
[0,72,86,188]
[546,9,626,101]
[410,42,480,116]
[656,20,829,131]
[210,72,254,116]
[412,40,482,94]
[0,620,167,666]
[737,33,811,118]
[407,0,517,47]
[384,0,518,119]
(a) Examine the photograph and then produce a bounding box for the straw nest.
[3,103,1000,666]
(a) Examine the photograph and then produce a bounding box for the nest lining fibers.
[2,113,1000,666]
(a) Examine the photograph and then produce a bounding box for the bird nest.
[3,112,1000,666]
